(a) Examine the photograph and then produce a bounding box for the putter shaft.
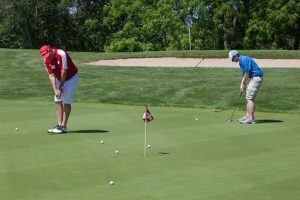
[228,92,243,121]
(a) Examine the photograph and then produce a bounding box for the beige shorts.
[246,76,263,100]
[55,74,79,104]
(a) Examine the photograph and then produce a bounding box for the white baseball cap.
[228,50,239,61]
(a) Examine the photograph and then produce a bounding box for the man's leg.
[48,101,64,134]
[60,74,78,131]
[56,102,64,125]
[240,77,262,124]
[62,104,71,128]
[247,99,255,119]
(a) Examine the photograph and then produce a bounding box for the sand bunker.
[87,57,300,68]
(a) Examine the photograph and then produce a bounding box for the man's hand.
[55,88,63,97]
[240,83,246,92]
[240,72,249,92]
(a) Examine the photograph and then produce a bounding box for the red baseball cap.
[39,45,50,59]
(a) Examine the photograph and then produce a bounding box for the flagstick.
[144,122,147,157]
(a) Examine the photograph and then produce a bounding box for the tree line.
[0,0,299,52]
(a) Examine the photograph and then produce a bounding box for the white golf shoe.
[48,125,67,134]
[237,116,248,123]
[48,125,60,134]
[239,117,256,124]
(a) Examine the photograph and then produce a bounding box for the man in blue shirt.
[229,50,263,124]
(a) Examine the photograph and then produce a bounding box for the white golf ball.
[109,181,114,185]
[100,140,104,144]
[15,128,19,131]
[115,150,119,154]
[147,144,151,148]
[195,118,198,121]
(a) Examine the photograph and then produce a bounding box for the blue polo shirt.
[239,55,263,78]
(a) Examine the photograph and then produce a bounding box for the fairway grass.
[1,100,300,200]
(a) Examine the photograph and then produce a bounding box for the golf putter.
[228,92,243,122]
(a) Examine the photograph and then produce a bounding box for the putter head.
[227,119,233,123]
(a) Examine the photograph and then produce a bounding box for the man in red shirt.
[39,45,79,134]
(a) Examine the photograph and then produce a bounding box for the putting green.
[1,100,300,200]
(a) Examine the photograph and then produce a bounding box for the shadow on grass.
[158,152,171,155]
[255,119,283,124]
[68,129,109,134]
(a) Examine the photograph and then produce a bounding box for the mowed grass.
[1,48,300,199]
[1,100,300,200]
[0,48,300,113]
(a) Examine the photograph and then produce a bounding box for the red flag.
[143,105,154,123]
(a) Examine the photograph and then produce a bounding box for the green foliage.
[103,0,188,51]
[105,37,144,52]
[0,0,299,51]
[243,0,300,49]
[212,0,247,49]
[243,20,271,49]
[267,0,300,49]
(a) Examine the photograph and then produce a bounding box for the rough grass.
[0,48,299,113]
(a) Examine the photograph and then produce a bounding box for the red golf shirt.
[43,48,78,81]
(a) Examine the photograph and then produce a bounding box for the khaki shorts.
[246,76,263,100]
